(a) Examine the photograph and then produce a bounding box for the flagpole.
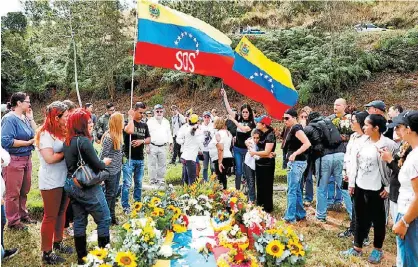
[128,4,139,164]
[69,8,82,108]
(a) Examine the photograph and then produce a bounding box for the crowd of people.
[0,90,417,266]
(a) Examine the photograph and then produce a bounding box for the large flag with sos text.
[135,0,234,78]
[224,37,298,119]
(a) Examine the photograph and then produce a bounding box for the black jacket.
[64,136,106,177]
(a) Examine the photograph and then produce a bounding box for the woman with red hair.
[35,101,73,264]
[63,108,111,265]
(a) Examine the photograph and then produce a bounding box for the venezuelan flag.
[224,37,298,119]
[135,0,234,78]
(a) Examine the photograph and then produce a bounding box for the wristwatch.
[401,217,409,228]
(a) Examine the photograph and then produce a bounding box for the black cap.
[365,100,386,112]
[388,111,418,132]
[284,108,298,118]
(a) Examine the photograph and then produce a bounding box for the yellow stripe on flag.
[235,37,295,90]
[138,0,232,46]
[153,231,175,267]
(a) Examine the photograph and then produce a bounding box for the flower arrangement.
[332,114,353,136]
[254,224,307,266]
[180,194,213,216]
[217,246,259,267]
[242,206,275,231]
[211,210,233,232]
[218,224,249,250]
[198,242,214,262]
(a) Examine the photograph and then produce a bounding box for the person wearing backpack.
[308,110,346,222]
[170,105,186,165]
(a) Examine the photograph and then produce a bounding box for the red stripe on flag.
[224,71,290,119]
[135,42,234,79]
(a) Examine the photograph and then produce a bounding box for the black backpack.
[311,118,342,149]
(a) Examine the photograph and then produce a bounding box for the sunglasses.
[156,110,163,113]
[283,117,291,121]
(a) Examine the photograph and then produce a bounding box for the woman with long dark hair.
[213,118,234,189]
[1,92,37,230]
[221,88,256,190]
[342,114,397,264]
[35,101,73,264]
[63,109,112,265]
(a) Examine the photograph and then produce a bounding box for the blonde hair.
[214,117,226,130]
[299,106,312,117]
[104,112,124,151]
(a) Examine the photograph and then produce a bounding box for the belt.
[151,143,167,147]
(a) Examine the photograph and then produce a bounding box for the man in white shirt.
[200,111,215,181]
[170,105,185,164]
[147,104,173,185]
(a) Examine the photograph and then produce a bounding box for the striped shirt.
[99,134,123,175]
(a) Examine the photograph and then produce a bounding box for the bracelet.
[401,217,409,228]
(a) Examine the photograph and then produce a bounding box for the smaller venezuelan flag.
[135,0,234,78]
[224,37,298,119]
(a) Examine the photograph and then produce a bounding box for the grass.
[3,146,397,266]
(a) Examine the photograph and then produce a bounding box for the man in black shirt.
[121,102,151,214]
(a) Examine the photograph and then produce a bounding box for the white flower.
[158,245,173,257]
[132,229,142,236]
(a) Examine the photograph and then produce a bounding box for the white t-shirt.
[356,142,382,191]
[244,138,257,170]
[218,129,233,159]
[397,147,418,214]
[147,117,173,145]
[176,125,204,161]
[37,131,67,190]
[200,122,215,152]
[1,146,11,199]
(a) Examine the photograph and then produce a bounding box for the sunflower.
[130,209,138,218]
[287,239,305,257]
[149,197,161,208]
[173,224,187,233]
[158,191,165,197]
[122,223,131,231]
[266,240,285,258]
[90,248,108,260]
[115,251,137,267]
[133,202,143,211]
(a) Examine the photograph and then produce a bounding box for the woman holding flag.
[221,88,256,191]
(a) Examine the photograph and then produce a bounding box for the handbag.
[71,137,109,188]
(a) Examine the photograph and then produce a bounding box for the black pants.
[214,158,233,189]
[353,186,386,248]
[171,136,181,163]
[255,162,275,213]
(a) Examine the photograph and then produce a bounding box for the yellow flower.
[149,197,161,208]
[90,248,108,260]
[229,197,238,204]
[158,191,165,197]
[288,239,305,257]
[99,264,112,267]
[266,228,283,235]
[151,207,164,217]
[173,224,187,233]
[133,202,143,211]
[122,223,131,231]
[266,240,285,258]
[115,251,137,267]
[217,258,230,267]
[130,209,138,218]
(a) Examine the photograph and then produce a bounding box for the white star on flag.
[177,36,181,41]
[181,32,184,37]
[193,38,196,42]
[270,89,274,93]
[259,72,263,76]
[196,49,199,55]
[264,75,268,79]
[184,31,187,35]
[188,33,192,38]
[254,73,259,76]
[269,78,272,83]
[271,84,274,88]
[196,43,199,48]
[174,41,178,45]
[250,75,254,79]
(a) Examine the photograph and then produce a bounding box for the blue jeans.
[315,153,344,220]
[244,164,256,202]
[121,159,145,209]
[233,146,247,190]
[184,160,197,185]
[202,151,214,181]
[327,175,343,206]
[341,189,353,219]
[396,214,418,267]
[104,172,121,220]
[284,161,307,222]
[1,205,6,248]
[301,161,314,202]
[64,179,110,238]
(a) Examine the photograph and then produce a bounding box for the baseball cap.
[203,111,211,117]
[255,115,272,126]
[365,100,386,112]
[189,114,199,124]
[389,111,418,132]
[154,104,163,110]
